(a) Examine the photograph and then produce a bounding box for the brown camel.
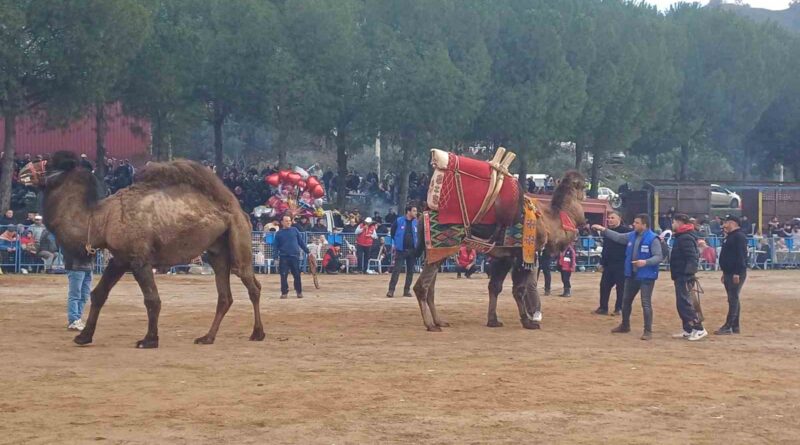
[413,170,586,331]
[19,151,264,348]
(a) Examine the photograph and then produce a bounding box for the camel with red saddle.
[414,148,586,331]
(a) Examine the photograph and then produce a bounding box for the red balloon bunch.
[265,170,325,198]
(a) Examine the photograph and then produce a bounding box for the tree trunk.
[94,103,108,195]
[589,150,601,198]
[396,132,414,211]
[213,104,225,179]
[0,110,17,213]
[678,143,690,181]
[574,143,584,171]
[741,147,751,181]
[335,128,348,209]
[276,129,288,169]
[151,112,164,161]
[517,148,528,193]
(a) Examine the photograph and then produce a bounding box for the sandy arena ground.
[1,269,799,444]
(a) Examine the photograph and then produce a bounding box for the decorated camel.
[413,148,585,331]
[19,151,264,348]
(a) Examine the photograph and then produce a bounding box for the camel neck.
[42,170,101,253]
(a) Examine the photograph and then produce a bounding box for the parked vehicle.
[710,184,741,209]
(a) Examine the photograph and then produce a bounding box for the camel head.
[18,151,80,189]
[553,170,586,207]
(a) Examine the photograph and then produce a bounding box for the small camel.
[19,151,264,348]
[413,170,586,331]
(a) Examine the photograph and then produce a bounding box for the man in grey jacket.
[64,249,94,331]
[592,214,663,340]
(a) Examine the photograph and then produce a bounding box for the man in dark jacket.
[670,214,706,341]
[386,205,418,298]
[64,249,94,331]
[593,214,663,340]
[594,212,632,315]
[716,215,748,335]
[273,215,310,299]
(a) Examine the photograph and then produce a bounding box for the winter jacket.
[669,226,699,280]
[719,228,748,276]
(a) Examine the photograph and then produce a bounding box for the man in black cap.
[717,215,748,335]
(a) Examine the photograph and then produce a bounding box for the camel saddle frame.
[427,147,517,253]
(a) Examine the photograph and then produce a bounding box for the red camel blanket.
[427,150,518,225]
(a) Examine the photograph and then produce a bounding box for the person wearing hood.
[670,213,706,341]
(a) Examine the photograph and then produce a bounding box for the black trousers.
[560,270,572,289]
[599,265,626,312]
[356,245,372,272]
[388,250,416,295]
[723,271,747,330]
[279,255,302,295]
[674,278,703,333]
[457,265,477,277]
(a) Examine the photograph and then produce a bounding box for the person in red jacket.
[355,217,378,274]
[322,243,344,274]
[557,243,576,297]
[456,244,477,278]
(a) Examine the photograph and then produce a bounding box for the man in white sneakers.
[669,214,707,341]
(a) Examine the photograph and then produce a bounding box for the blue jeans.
[67,270,92,324]
[279,256,302,295]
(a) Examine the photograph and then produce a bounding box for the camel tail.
[136,160,237,212]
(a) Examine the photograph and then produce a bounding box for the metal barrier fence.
[2,226,798,274]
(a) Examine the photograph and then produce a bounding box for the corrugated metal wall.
[0,103,151,161]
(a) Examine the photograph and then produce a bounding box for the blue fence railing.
[2,226,798,274]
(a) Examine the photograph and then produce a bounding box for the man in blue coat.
[273,215,310,299]
[593,214,663,340]
[386,205,418,298]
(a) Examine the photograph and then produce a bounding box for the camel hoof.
[250,330,266,341]
[521,319,541,330]
[487,320,504,328]
[73,334,93,345]
[426,325,442,332]
[136,337,159,348]
[194,335,214,345]
[435,321,450,328]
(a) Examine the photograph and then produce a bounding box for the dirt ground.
[1,269,799,444]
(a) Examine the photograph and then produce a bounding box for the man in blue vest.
[593,213,663,340]
[386,205,418,298]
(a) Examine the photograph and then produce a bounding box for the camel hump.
[136,160,236,211]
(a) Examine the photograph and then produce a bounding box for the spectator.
[355,217,378,274]
[456,244,477,279]
[767,216,781,237]
[384,208,398,226]
[755,238,772,267]
[0,226,18,271]
[659,207,675,232]
[740,215,753,236]
[780,223,793,238]
[30,215,46,243]
[776,237,789,252]
[539,250,555,296]
[386,205,419,298]
[0,209,14,228]
[36,228,58,270]
[792,226,800,246]
[22,212,35,227]
[557,242,576,297]
[79,154,93,171]
[322,243,344,274]
[273,214,309,299]
[64,248,94,331]
[293,216,312,233]
[312,218,328,233]
[698,239,717,270]
[709,216,723,237]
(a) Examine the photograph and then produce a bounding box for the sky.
[647,0,792,11]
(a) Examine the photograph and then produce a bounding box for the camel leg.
[487,257,512,327]
[132,265,161,349]
[195,248,234,345]
[512,265,540,330]
[426,270,449,328]
[413,262,441,332]
[227,220,265,341]
[74,258,127,346]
